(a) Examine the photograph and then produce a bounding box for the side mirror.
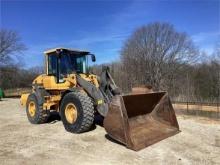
[91,54,96,62]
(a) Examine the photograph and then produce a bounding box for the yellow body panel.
[43,95,61,110]
[79,74,99,88]
[20,93,30,106]
[33,74,77,90]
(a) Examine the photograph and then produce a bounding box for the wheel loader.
[20,48,180,151]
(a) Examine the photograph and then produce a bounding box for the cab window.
[48,55,57,75]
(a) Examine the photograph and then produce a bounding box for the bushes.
[0,65,43,90]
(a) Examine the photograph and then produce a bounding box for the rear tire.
[26,93,49,124]
[60,92,94,133]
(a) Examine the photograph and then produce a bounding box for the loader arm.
[99,66,121,101]
[76,67,120,117]
[76,75,109,116]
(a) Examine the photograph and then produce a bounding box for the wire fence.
[1,87,220,119]
[172,101,220,119]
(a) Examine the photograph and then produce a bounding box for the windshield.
[60,54,87,74]
[48,54,88,78]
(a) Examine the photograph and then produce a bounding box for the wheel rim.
[65,103,78,124]
[28,101,36,117]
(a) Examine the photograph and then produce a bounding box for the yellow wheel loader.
[20,48,180,151]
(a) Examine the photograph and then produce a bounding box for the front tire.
[60,92,94,133]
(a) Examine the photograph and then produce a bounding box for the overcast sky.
[1,0,220,68]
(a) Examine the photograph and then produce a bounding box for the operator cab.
[44,48,96,83]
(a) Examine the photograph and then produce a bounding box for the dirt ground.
[0,98,220,165]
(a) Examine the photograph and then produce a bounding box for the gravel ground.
[0,98,220,165]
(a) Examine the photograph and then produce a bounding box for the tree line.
[92,23,220,103]
[0,23,219,103]
[0,29,43,89]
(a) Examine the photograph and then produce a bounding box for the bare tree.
[0,65,43,89]
[214,40,220,63]
[0,29,26,64]
[121,22,198,90]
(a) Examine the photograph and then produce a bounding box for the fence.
[2,88,220,119]
[172,101,220,119]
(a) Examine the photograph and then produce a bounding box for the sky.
[1,0,220,68]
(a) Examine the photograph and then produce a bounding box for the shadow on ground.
[94,114,125,147]
[47,112,61,124]
[46,112,124,146]
[105,134,126,147]
[47,113,105,125]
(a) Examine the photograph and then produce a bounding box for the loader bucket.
[104,92,180,151]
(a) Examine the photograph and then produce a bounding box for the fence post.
[187,101,189,113]
[186,72,189,113]
[217,101,219,118]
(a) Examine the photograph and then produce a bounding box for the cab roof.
[44,47,90,55]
